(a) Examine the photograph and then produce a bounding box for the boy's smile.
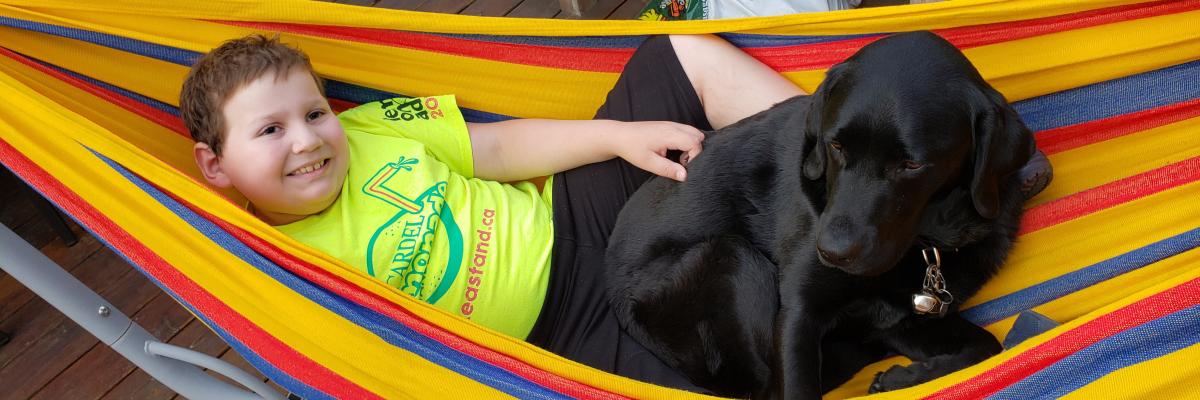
[194,67,349,225]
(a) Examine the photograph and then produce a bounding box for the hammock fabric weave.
[1,0,1198,398]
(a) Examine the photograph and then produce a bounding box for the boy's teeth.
[291,159,325,175]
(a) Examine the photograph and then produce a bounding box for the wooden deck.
[0,0,910,398]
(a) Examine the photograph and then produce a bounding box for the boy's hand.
[612,121,705,182]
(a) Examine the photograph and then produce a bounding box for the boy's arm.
[467,119,704,183]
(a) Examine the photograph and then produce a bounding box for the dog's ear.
[970,86,1035,219]
[803,64,846,180]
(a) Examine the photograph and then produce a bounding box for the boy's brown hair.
[180,34,324,156]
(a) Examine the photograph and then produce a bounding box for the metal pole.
[0,224,283,400]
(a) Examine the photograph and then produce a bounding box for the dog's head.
[801,31,1034,276]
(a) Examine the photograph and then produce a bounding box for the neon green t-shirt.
[277,95,554,339]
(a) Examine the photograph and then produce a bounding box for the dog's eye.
[903,160,924,170]
[829,140,843,151]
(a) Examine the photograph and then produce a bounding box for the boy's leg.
[528,35,713,393]
[669,34,806,129]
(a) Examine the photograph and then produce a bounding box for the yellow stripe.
[965,117,1200,306]
[0,41,198,179]
[970,180,1200,307]
[1030,246,1200,332]
[1029,116,1200,207]
[966,8,1200,102]
[6,1,1199,118]
[0,6,618,119]
[3,0,1156,35]
[0,25,188,106]
[1067,343,1200,399]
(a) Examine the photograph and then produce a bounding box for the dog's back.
[606,95,816,395]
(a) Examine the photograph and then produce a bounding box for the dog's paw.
[868,364,924,393]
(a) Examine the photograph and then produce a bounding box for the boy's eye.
[307,110,326,121]
[260,125,280,136]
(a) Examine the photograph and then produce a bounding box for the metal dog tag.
[912,247,954,317]
[912,292,949,316]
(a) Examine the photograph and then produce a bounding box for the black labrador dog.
[605,31,1036,398]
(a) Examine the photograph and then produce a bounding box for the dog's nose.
[817,241,861,268]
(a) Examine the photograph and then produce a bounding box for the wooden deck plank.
[0,249,163,400]
[579,0,630,19]
[209,347,269,391]
[507,0,563,18]
[374,0,429,11]
[460,0,524,17]
[610,0,650,19]
[416,0,477,14]
[0,223,101,323]
[103,319,230,400]
[30,292,195,400]
[334,0,378,6]
[0,250,125,369]
[0,174,38,231]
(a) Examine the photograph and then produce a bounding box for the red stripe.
[194,207,629,399]
[0,47,189,137]
[216,0,1197,74]
[329,98,358,113]
[927,275,1200,399]
[746,0,1198,71]
[1016,97,1200,234]
[0,140,378,399]
[1036,98,1200,156]
[217,21,633,73]
[1019,156,1200,235]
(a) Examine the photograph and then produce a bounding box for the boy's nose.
[291,126,323,153]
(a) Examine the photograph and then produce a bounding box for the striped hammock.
[1,0,1198,398]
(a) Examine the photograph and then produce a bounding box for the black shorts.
[525,35,712,393]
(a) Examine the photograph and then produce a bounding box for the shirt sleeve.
[336,95,475,177]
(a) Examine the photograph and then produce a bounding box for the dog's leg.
[868,314,1001,393]
[820,337,887,392]
[768,270,825,400]
[613,236,778,397]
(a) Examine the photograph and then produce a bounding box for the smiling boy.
[180,33,810,390]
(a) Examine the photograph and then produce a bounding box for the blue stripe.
[961,227,1200,327]
[18,52,182,117]
[720,32,883,47]
[433,32,875,48]
[88,152,570,400]
[0,16,201,66]
[433,33,647,48]
[987,302,1200,399]
[9,13,1200,129]
[0,16,512,123]
[1013,59,1200,132]
[324,81,511,123]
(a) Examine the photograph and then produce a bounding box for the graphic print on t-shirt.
[362,155,464,305]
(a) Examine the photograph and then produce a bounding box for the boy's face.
[193,67,349,225]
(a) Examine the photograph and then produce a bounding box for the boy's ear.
[193,142,232,189]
